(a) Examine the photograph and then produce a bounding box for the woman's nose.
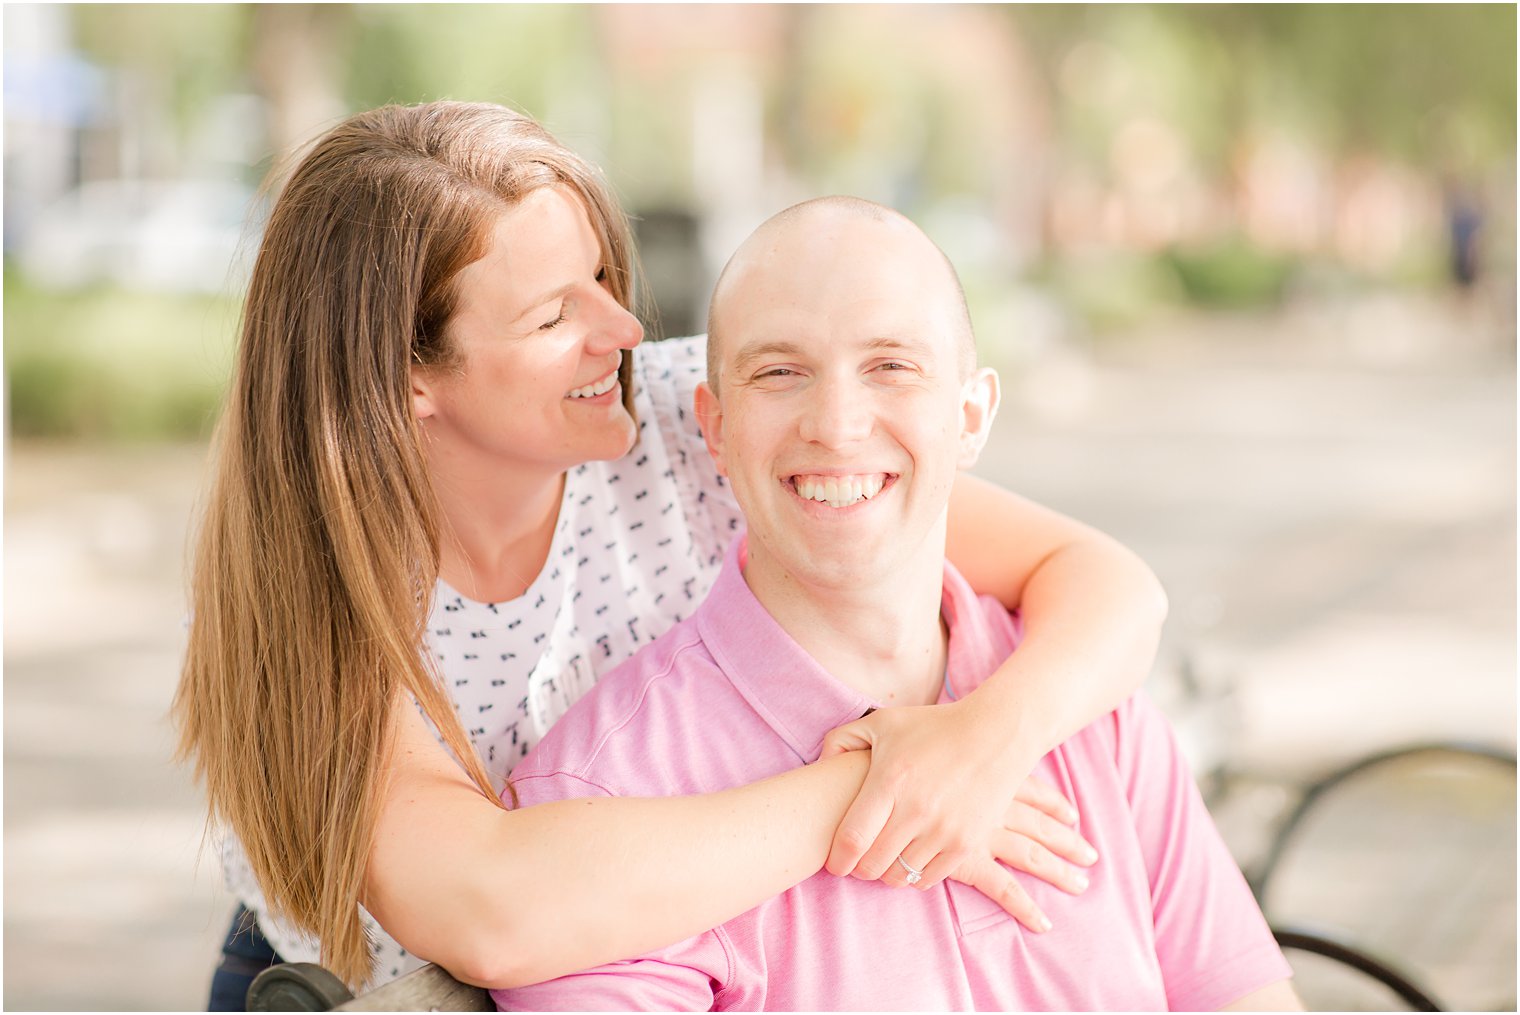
[589,287,644,352]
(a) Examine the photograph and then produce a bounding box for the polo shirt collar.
[695,532,1003,764]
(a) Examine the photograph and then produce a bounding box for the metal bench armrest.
[249,961,492,1012]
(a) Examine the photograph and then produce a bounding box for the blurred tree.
[344,6,596,131]
[1011,4,1515,175]
[71,4,251,175]
[69,4,355,179]
[1238,4,1515,168]
[251,3,351,170]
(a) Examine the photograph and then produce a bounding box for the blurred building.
[4,5,265,294]
[3,5,111,252]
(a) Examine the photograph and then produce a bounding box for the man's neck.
[741,545,949,707]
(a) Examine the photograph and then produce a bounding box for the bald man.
[493,198,1297,1011]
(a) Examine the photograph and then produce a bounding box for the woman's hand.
[819,699,1097,931]
[947,782,1099,933]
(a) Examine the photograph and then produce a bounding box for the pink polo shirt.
[494,535,1291,1011]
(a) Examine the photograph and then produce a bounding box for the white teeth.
[792,473,887,508]
[568,371,619,399]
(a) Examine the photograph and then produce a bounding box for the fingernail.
[1063,806,1079,823]
[1079,845,1098,865]
[1073,872,1089,892]
[1037,915,1053,933]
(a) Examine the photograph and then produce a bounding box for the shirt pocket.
[946,753,1079,936]
[946,870,1023,936]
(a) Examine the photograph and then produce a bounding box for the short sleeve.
[633,335,744,568]
[494,767,733,1012]
[491,939,728,1012]
[1114,694,1293,1010]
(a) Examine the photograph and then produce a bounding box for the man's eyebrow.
[861,335,936,358]
[730,340,806,373]
[729,335,938,372]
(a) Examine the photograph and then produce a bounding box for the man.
[493,197,1298,1011]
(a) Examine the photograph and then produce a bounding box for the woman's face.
[412,186,644,483]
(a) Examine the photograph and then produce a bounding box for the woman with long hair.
[175,100,1168,1003]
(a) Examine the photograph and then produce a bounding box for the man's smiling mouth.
[787,473,892,509]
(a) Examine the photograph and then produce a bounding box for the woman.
[175,101,1168,1000]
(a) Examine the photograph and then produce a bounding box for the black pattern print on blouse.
[357,337,730,984]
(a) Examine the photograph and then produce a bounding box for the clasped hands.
[818,697,1098,934]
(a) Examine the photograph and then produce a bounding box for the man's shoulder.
[941,560,1025,694]
[510,617,719,798]
[1046,690,1173,784]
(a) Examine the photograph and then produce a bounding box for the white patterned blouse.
[219,334,743,986]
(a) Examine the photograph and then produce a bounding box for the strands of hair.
[172,101,643,987]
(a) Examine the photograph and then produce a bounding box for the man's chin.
[769,542,893,592]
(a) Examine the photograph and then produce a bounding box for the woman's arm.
[366,698,871,989]
[821,473,1167,890]
[367,474,1160,983]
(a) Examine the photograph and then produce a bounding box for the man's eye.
[757,367,796,378]
[876,361,910,371]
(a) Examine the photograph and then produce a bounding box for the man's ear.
[410,366,438,422]
[693,382,729,477]
[957,367,1001,469]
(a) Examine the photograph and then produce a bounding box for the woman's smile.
[566,365,622,401]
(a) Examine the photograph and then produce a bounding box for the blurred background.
[3,4,1514,1010]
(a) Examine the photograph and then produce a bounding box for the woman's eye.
[595,267,608,284]
[539,310,568,331]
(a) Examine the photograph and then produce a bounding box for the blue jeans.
[207,904,284,1011]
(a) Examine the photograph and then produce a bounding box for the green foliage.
[1237,4,1517,165]
[35,1,1509,408]
[344,5,595,114]
[1034,237,1317,330]
[71,5,252,136]
[1163,238,1297,310]
[4,275,238,441]
[1010,4,1516,173]
[1037,252,1188,335]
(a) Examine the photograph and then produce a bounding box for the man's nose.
[798,374,873,448]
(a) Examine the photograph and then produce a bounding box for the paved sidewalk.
[982,298,1515,774]
[4,293,1514,1009]
[974,293,1515,1009]
[5,444,228,1010]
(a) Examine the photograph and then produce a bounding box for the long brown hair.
[173,101,641,987]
